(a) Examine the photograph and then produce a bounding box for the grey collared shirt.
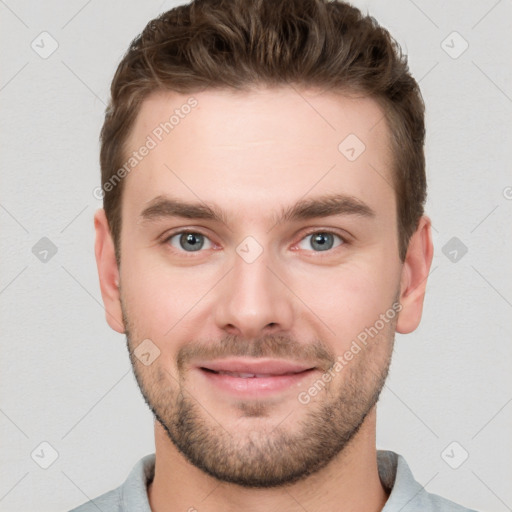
[69,450,478,511]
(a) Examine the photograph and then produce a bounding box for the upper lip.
[197,358,316,375]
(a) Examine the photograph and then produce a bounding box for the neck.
[147,408,389,512]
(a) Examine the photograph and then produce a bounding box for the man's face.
[112,87,405,487]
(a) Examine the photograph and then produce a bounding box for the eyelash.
[295,229,348,254]
[161,228,349,256]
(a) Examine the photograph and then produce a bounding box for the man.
[71,0,478,510]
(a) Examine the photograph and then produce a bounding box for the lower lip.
[198,368,316,397]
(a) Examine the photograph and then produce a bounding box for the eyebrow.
[138,193,376,227]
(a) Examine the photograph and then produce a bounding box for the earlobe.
[94,208,125,334]
[396,216,434,334]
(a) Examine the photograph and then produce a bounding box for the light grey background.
[1,1,511,511]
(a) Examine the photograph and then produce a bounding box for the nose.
[213,249,295,340]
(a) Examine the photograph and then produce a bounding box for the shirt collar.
[121,450,423,511]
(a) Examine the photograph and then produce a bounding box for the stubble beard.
[121,299,396,488]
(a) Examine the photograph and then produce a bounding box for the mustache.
[176,333,336,373]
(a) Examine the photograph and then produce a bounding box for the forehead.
[122,87,395,225]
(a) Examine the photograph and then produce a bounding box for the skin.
[94,87,433,512]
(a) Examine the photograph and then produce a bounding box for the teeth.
[210,369,309,378]
[217,371,268,378]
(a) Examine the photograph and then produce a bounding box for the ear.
[94,208,125,333]
[396,215,434,334]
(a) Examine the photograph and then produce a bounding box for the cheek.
[120,252,217,338]
[291,258,399,343]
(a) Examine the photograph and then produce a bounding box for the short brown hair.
[100,0,426,264]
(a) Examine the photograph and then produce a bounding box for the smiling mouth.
[200,368,313,378]
[196,361,318,396]
[196,357,317,375]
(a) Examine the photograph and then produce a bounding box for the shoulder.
[411,489,480,512]
[378,450,480,512]
[67,453,156,512]
[68,488,122,512]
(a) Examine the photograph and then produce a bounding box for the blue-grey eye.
[298,232,343,252]
[168,232,212,252]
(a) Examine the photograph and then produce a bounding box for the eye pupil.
[311,232,334,251]
[180,233,204,251]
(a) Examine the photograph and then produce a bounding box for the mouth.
[201,369,308,378]
[195,358,318,396]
